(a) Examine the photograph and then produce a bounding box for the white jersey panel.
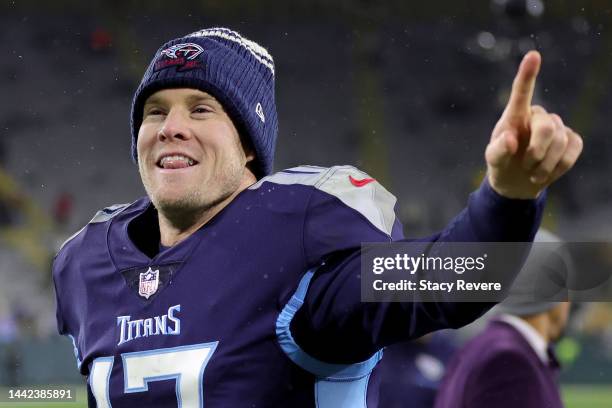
[251,165,397,236]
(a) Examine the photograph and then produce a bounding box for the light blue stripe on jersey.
[315,375,371,408]
[276,269,382,406]
[67,334,82,369]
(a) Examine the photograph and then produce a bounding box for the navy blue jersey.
[53,165,544,407]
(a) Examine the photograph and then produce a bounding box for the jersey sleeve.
[52,203,130,374]
[53,236,87,373]
[302,166,404,266]
[291,170,546,363]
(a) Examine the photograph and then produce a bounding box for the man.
[434,229,572,408]
[52,27,582,407]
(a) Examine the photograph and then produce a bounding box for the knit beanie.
[130,27,277,178]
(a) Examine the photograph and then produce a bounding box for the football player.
[53,27,582,407]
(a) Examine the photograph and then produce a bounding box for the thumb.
[486,130,519,168]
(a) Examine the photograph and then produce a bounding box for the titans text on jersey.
[117,304,181,346]
[52,165,544,407]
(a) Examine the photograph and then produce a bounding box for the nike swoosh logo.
[349,175,376,187]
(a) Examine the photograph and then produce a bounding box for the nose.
[158,108,192,142]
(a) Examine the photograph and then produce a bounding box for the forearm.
[292,181,546,363]
[437,177,545,244]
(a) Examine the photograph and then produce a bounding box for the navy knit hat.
[130,27,277,178]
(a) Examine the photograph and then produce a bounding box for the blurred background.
[0,0,610,406]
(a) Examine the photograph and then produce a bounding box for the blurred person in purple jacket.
[435,229,572,408]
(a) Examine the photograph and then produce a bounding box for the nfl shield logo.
[139,267,159,299]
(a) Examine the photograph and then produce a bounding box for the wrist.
[487,174,542,200]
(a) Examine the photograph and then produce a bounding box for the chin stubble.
[144,160,244,225]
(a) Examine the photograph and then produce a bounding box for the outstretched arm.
[291,52,583,364]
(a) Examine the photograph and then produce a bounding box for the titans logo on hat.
[155,42,204,71]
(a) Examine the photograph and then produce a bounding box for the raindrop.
[477,32,496,50]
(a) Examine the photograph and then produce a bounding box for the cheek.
[215,140,246,168]
[553,304,570,326]
[136,126,155,160]
[220,124,246,161]
[202,124,242,160]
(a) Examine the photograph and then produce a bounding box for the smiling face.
[137,88,255,221]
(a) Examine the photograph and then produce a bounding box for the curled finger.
[529,114,569,184]
[523,108,555,170]
[486,129,519,168]
[548,130,584,184]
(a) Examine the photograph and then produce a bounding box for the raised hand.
[485,51,583,199]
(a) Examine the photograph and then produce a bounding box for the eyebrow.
[185,94,219,105]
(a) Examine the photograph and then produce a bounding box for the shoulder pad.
[252,165,397,236]
[57,203,130,253]
[248,165,328,189]
[88,203,131,224]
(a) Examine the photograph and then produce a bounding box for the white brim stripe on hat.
[187,27,275,76]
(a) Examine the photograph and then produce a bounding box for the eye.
[145,108,165,117]
[192,106,213,115]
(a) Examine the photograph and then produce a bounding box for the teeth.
[159,155,195,167]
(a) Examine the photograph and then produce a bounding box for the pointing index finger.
[505,50,541,118]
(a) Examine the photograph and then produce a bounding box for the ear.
[245,149,256,163]
[239,136,255,163]
[237,130,256,166]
